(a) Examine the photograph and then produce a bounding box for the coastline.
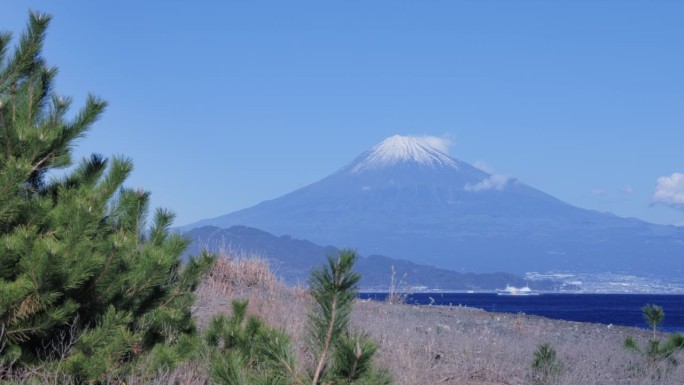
[193,259,684,385]
[358,292,684,334]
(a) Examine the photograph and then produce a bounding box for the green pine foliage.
[624,304,684,379]
[307,250,391,385]
[624,334,684,379]
[530,342,562,385]
[208,250,392,385]
[0,12,214,381]
[642,304,664,341]
[206,300,297,385]
[308,249,361,384]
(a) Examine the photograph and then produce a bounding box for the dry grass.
[123,361,209,385]
[1,361,210,385]
[4,252,682,384]
[386,265,411,305]
[193,250,315,369]
[194,253,684,385]
[193,250,294,330]
[201,249,281,296]
[349,301,684,385]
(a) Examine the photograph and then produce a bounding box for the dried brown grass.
[386,265,410,305]
[201,249,281,296]
[192,249,306,332]
[347,301,680,385]
[193,249,314,368]
[5,252,681,384]
[194,255,684,385]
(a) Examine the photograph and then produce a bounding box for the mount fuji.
[185,135,684,279]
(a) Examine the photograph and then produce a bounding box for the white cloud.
[652,172,684,208]
[464,174,510,192]
[590,188,606,197]
[473,161,494,174]
[420,135,453,154]
[621,186,633,194]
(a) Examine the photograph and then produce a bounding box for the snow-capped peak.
[351,135,460,173]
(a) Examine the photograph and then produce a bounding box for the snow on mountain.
[350,135,460,173]
[184,135,684,280]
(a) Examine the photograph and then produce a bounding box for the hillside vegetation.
[0,12,215,381]
[183,225,546,291]
[193,253,684,385]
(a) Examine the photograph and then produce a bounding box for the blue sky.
[2,1,683,227]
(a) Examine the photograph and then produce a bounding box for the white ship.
[496,284,540,296]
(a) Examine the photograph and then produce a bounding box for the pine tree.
[624,305,684,380]
[530,343,562,385]
[307,249,388,385]
[642,304,664,341]
[207,250,392,385]
[0,12,214,381]
[206,299,298,385]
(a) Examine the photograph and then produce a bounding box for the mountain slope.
[186,136,684,278]
[184,225,537,290]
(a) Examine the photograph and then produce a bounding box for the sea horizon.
[359,292,684,333]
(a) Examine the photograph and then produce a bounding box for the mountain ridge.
[184,135,684,279]
[183,225,541,290]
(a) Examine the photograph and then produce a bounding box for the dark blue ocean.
[358,293,684,333]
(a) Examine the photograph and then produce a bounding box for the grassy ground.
[4,253,682,384]
[192,254,684,385]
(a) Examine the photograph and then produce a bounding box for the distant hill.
[184,135,684,280]
[184,225,543,291]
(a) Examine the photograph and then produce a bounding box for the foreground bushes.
[207,250,391,385]
[0,13,387,384]
[0,12,214,381]
[624,304,684,380]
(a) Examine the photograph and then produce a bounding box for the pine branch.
[1,106,10,159]
[30,150,56,173]
[0,12,50,87]
[1,13,214,380]
[0,31,12,64]
[158,253,212,310]
[308,250,360,385]
[261,335,306,385]
[312,292,336,385]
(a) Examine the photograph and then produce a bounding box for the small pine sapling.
[206,300,298,385]
[624,304,684,379]
[642,304,664,341]
[531,342,562,385]
[307,250,391,384]
[207,250,392,385]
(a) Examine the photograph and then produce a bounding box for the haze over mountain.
[185,135,684,279]
[184,225,538,290]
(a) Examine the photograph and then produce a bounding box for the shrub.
[203,251,280,296]
[530,342,562,385]
[386,265,409,305]
[207,249,392,385]
[624,304,684,380]
[643,304,665,341]
[0,12,214,381]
